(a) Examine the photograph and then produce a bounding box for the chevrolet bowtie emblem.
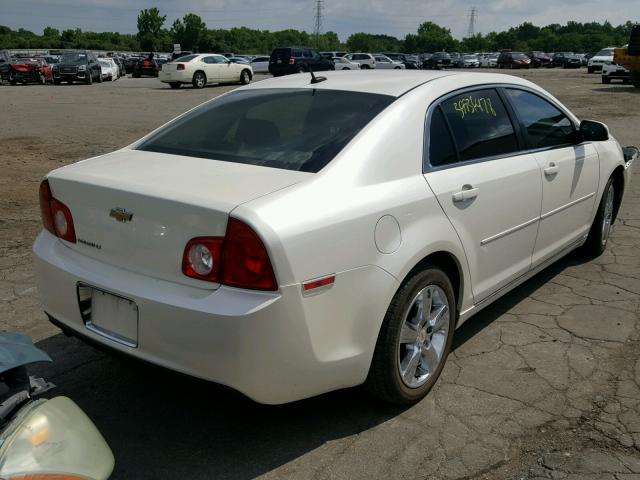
[109,208,134,223]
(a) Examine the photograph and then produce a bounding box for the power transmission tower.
[313,0,324,48]
[467,6,477,38]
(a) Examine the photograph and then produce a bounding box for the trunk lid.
[47,149,311,288]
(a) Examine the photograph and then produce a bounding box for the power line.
[313,0,323,47]
[467,6,477,38]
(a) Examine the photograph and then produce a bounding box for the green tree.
[414,21,457,51]
[137,8,166,51]
[171,13,207,52]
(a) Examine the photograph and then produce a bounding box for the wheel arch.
[611,165,625,221]
[241,68,253,79]
[400,250,465,315]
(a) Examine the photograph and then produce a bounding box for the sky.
[3,0,638,40]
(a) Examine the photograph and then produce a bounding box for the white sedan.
[159,53,253,89]
[373,55,406,69]
[250,56,270,73]
[34,71,635,405]
[98,58,118,81]
[332,56,360,70]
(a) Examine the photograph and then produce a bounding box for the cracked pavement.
[0,70,639,479]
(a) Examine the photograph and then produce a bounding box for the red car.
[132,58,159,77]
[9,57,53,85]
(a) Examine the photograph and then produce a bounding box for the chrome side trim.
[540,192,595,220]
[458,234,587,325]
[480,217,539,246]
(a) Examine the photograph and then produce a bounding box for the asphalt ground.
[1,68,639,480]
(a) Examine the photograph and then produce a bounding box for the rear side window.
[138,89,394,173]
[175,54,198,62]
[504,89,574,149]
[303,50,313,58]
[270,48,291,61]
[440,89,519,162]
[428,108,457,167]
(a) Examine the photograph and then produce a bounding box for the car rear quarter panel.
[234,82,476,315]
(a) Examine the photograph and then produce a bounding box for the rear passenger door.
[202,56,222,82]
[423,88,543,302]
[503,88,599,266]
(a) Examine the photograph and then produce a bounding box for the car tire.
[602,77,611,84]
[394,66,401,69]
[192,71,206,89]
[86,72,93,85]
[240,69,252,85]
[365,266,456,405]
[583,177,616,257]
[587,67,594,73]
[342,67,349,70]
[53,79,61,85]
[361,64,369,69]
[169,82,182,89]
[97,70,103,83]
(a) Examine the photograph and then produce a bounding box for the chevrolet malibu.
[34,71,636,405]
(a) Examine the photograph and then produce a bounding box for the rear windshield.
[174,54,198,62]
[596,48,614,56]
[138,88,394,173]
[270,48,291,60]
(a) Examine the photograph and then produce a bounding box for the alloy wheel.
[601,185,614,246]
[398,285,450,388]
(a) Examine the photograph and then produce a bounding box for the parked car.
[552,52,581,68]
[588,47,616,73]
[381,52,421,69]
[601,62,631,83]
[52,51,102,84]
[423,52,451,69]
[332,56,360,70]
[458,54,480,68]
[133,58,159,77]
[497,51,531,69]
[250,56,270,73]
[159,53,253,89]
[269,47,335,76]
[343,53,377,69]
[321,51,348,58]
[34,71,635,406]
[526,51,552,68]
[98,58,118,81]
[373,55,405,69]
[480,53,499,68]
[228,57,250,65]
[0,50,12,83]
[124,56,141,74]
[8,57,53,85]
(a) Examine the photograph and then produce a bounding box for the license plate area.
[77,283,138,348]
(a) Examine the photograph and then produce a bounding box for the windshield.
[596,48,614,56]
[138,89,394,173]
[60,53,88,64]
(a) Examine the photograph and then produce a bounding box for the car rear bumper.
[159,70,192,83]
[34,231,397,404]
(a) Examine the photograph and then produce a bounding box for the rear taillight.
[182,218,277,291]
[288,58,295,65]
[177,63,185,70]
[39,179,76,243]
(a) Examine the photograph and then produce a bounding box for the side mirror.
[580,120,609,142]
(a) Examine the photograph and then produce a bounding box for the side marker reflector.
[302,275,335,292]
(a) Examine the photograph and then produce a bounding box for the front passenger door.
[201,56,220,83]
[423,88,543,302]
[503,88,599,266]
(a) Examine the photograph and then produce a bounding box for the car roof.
[239,70,540,98]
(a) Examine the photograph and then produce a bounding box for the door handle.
[452,185,479,202]
[544,163,559,176]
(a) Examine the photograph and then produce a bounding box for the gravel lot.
[1,69,639,480]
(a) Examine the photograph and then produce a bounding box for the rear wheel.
[192,71,206,89]
[169,82,182,89]
[365,267,455,405]
[583,177,615,257]
[360,64,370,69]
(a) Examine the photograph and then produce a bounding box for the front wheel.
[365,267,456,405]
[239,69,251,85]
[583,178,615,257]
[192,71,206,89]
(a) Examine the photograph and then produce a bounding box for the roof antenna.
[306,63,326,84]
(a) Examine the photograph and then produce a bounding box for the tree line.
[0,8,636,54]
